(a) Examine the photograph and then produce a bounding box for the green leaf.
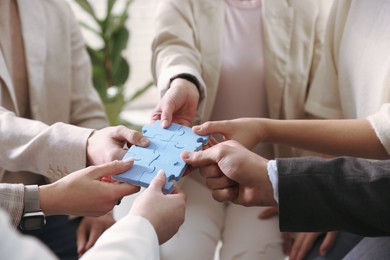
[74,0,99,23]
[112,58,129,86]
[79,21,100,36]
[111,27,129,71]
[107,0,116,16]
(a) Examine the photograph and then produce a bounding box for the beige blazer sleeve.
[0,184,24,227]
[151,0,224,123]
[0,0,107,181]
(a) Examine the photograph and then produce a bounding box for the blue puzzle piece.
[142,122,185,141]
[113,145,159,186]
[113,120,209,193]
[171,126,209,151]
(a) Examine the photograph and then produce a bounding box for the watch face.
[20,212,46,231]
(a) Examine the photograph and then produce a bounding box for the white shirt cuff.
[267,160,279,203]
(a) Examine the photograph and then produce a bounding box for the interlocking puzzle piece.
[113,120,209,193]
[113,145,159,187]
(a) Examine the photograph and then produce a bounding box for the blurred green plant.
[74,0,152,126]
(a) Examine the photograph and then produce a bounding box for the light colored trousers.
[160,176,284,260]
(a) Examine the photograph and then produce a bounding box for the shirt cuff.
[267,160,279,203]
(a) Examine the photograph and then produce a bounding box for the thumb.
[181,149,217,167]
[192,121,229,136]
[148,170,167,190]
[90,159,134,179]
[160,104,174,129]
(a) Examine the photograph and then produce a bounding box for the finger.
[282,232,294,255]
[205,176,236,190]
[170,186,187,202]
[320,232,338,256]
[295,234,318,260]
[76,220,88,256]
[85,227,101,250]
[90,160,134,179]
[148,170,166,191]
[208,136,219,147]
[160,99,175,128]
[181,149,219,167]
[258,207,279,219]
[151,104,163,123]
[192,121,230,136]
[289,233,305,260]
[212,187,237,202]
[115,126,150,147]
[199,164,223,178]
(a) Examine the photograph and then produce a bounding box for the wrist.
[86,130,96,166]
[39,184,58,216]
[170,73,200,91]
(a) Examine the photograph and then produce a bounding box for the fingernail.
[140,137,149,145]
[192,125,200,132]
[157,169,165,176]
[181,151,191,160]
[123,156,134,163]
[162,120,169,128]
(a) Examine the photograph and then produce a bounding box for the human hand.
[39,160,140,216]
[129,171,186,244]
[192,118,267,150]
[77,214,115,256]
[289,231,338,260]
[182,140,276,206]
[86,125,150,166]
[151,78,199,128]
[258,206,279,219]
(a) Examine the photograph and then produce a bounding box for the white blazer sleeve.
[81,215,160,260]
[368,104,390,155]
[0,209,57,260]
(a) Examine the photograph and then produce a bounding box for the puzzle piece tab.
[113,120,209,193]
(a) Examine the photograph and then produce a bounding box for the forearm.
[262,118,388,159]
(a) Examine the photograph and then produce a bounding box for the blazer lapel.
[18,0,48,120]
[0,51,19,114]
[262,0,294,119]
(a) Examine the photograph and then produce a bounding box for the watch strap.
[24,185,40,213]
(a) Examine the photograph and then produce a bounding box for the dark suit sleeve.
[277,156,390,236]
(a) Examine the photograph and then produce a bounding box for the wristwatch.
[19,185,46,231]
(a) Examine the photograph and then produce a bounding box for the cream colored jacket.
[305,0,390,155]
[0,0,107,222]
[152,0,333,157]
[0,209,159,260]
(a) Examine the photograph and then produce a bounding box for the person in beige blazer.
[150,0,333,259]
[0,0,147,258]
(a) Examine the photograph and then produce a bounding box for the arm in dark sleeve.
[277,156,390,236]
